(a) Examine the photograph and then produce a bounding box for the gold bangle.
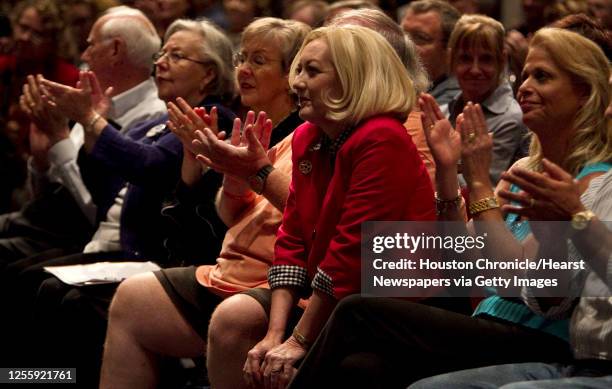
[469,196,499,216]
[85,112,102,133]
[292,327,312,349]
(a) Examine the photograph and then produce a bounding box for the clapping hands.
[19,74,69,145]
[419,93,461,169]
[167,98,274,194]
[458,102,493,191]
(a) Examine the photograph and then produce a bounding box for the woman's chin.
[297,106,313,121]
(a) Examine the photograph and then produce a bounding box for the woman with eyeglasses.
[8,16,237,387]
[202,25,435,389]
[38,17,237,261]
[92,17,310,388]
[232,17,310,146]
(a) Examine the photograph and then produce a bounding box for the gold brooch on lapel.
[299,160,312,175]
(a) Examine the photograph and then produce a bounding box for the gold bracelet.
[435,190,462,215]
[292,327,312,349]
[469,196,499,216]
[85,112,102,133]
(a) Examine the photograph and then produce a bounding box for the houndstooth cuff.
[268,265,308,290]
[311,268,334,297]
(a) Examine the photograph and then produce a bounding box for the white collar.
[107,78,158,123]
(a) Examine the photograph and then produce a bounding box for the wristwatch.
[571,210,596,231]
[247,164,274,194]
[469,196,499,216]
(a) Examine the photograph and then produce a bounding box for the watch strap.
[469,196,499,216]
[249,164,274,194]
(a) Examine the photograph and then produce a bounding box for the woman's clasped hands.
[244,333,307,389]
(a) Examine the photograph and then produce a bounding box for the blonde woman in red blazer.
[207,25,436,389]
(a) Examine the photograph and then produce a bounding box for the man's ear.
[110,37,124,63]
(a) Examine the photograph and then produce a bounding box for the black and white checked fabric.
[268,265,308,289]
[312,268,334,297]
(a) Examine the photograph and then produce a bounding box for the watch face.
[572,215,586,230]
[571,211,594,230]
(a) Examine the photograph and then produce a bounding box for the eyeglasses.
[153,50,209,66]
[406,31,436,46]
[233,51,282,69]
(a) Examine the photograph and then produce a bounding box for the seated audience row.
[288,26,612,389]
[99,16,308,387]
[0,1,610,388]
[2,11,236,383]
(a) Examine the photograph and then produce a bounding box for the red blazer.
[270,115,435,300]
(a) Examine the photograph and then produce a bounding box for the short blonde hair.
[448,14,506,83]
[289,25,416,125]
[241,17,311,73]
[526,28,612,175]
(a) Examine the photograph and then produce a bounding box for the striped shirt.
[523,169,612,360]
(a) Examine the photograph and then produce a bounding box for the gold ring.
[529,198,535,208]
[467,132,476,143]
[429,124,435,131]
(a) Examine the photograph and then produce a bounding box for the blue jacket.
[78,99,236,261]
[78,113,182,260]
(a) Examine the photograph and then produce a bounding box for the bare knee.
[208,294,268,347]
[108,273,156,328]
[106,272,206,360]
